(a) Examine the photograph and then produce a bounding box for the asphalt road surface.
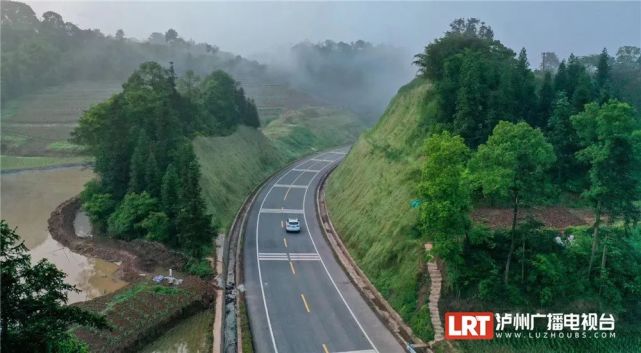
[243,147,405,353]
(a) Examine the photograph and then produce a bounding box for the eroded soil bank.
[49,194,216,353]
[48,196,186,281]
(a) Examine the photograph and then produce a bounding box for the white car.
[285,218,301,232]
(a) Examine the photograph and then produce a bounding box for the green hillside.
[263,106,366,159]
[194,126,286,229]
[325,78,436,340]
[196,105,366,230]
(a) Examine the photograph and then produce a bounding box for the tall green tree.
[453,51,485,146]
[537,71,555,128]
[175,143,214,256]
[419,131,472,288]
[419,131,472,243]
[554,60,568,93]
[129,131,151,193]
[571,100,641,278]
[546,93,584,191]
[514,48,537,126]
[1,221,108,353]
[470,121,556,285]
[596,48,611,102]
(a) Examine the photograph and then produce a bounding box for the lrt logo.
[445,312,494,340]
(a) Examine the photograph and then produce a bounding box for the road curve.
[243,147,405,353]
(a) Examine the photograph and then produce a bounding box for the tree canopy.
[1,220,108,352]
[72,61,258,258]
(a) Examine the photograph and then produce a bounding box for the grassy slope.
[196,105,366,230]
[325,78,437,340]
[262,106,366,159]
[194,126,286,229]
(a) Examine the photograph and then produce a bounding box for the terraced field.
[1,81,120,165]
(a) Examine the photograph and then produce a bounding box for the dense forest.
[0,0,268,102]
[72,62,260,271]
[414,18,641,326]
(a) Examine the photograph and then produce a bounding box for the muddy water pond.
[0,167,127,303]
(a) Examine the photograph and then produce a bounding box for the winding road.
[243,148,404,353]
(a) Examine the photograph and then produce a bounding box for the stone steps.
[426,243,444,344]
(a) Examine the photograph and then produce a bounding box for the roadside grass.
[239,296,255,353]
[196,105,365,231]
[324,78,436,340]
[0,155,92,171]
[194,126,287,230]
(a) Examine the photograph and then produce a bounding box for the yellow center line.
[300,293,311,313]
[322,344,330,353]
[290,261,296,275]
[283,238,288,248]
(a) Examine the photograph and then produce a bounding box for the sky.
[27,1,641,68]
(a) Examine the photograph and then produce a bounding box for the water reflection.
[0,167,126,303]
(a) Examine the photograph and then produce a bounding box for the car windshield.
[288,220,299,225]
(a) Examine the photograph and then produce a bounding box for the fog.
[25,1,641,118]
[28,1,640,64]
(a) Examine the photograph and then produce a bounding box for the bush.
[185,257,213,278]
[107,192,158,239]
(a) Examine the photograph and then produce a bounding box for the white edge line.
[300,155,380,353]
[255,158,316,353]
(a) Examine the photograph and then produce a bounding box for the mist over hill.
[269,40,415,122]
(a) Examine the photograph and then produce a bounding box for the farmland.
[0,81,120,161]
[73,278,214,353]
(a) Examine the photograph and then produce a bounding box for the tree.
[165,28,178,42]
[174,143,214,256]
[546,93,584,191]
[419,132,472,265]
[554,60,568,93]
[571,100,641,278]
[615,46,641,66]
[177,70,201,99]
[514,48,537,126]
[469,121,555,285]
[414,18,496,81]
[1,221,108,352]
[107,192,158,239]
[540,52,560,72]
[537,71,555,128]
[452,51,485,146]
[596,48,611,102]
[129,131,150,193]
[115,29,125,40]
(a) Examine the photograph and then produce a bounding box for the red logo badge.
[445,312,494,340]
